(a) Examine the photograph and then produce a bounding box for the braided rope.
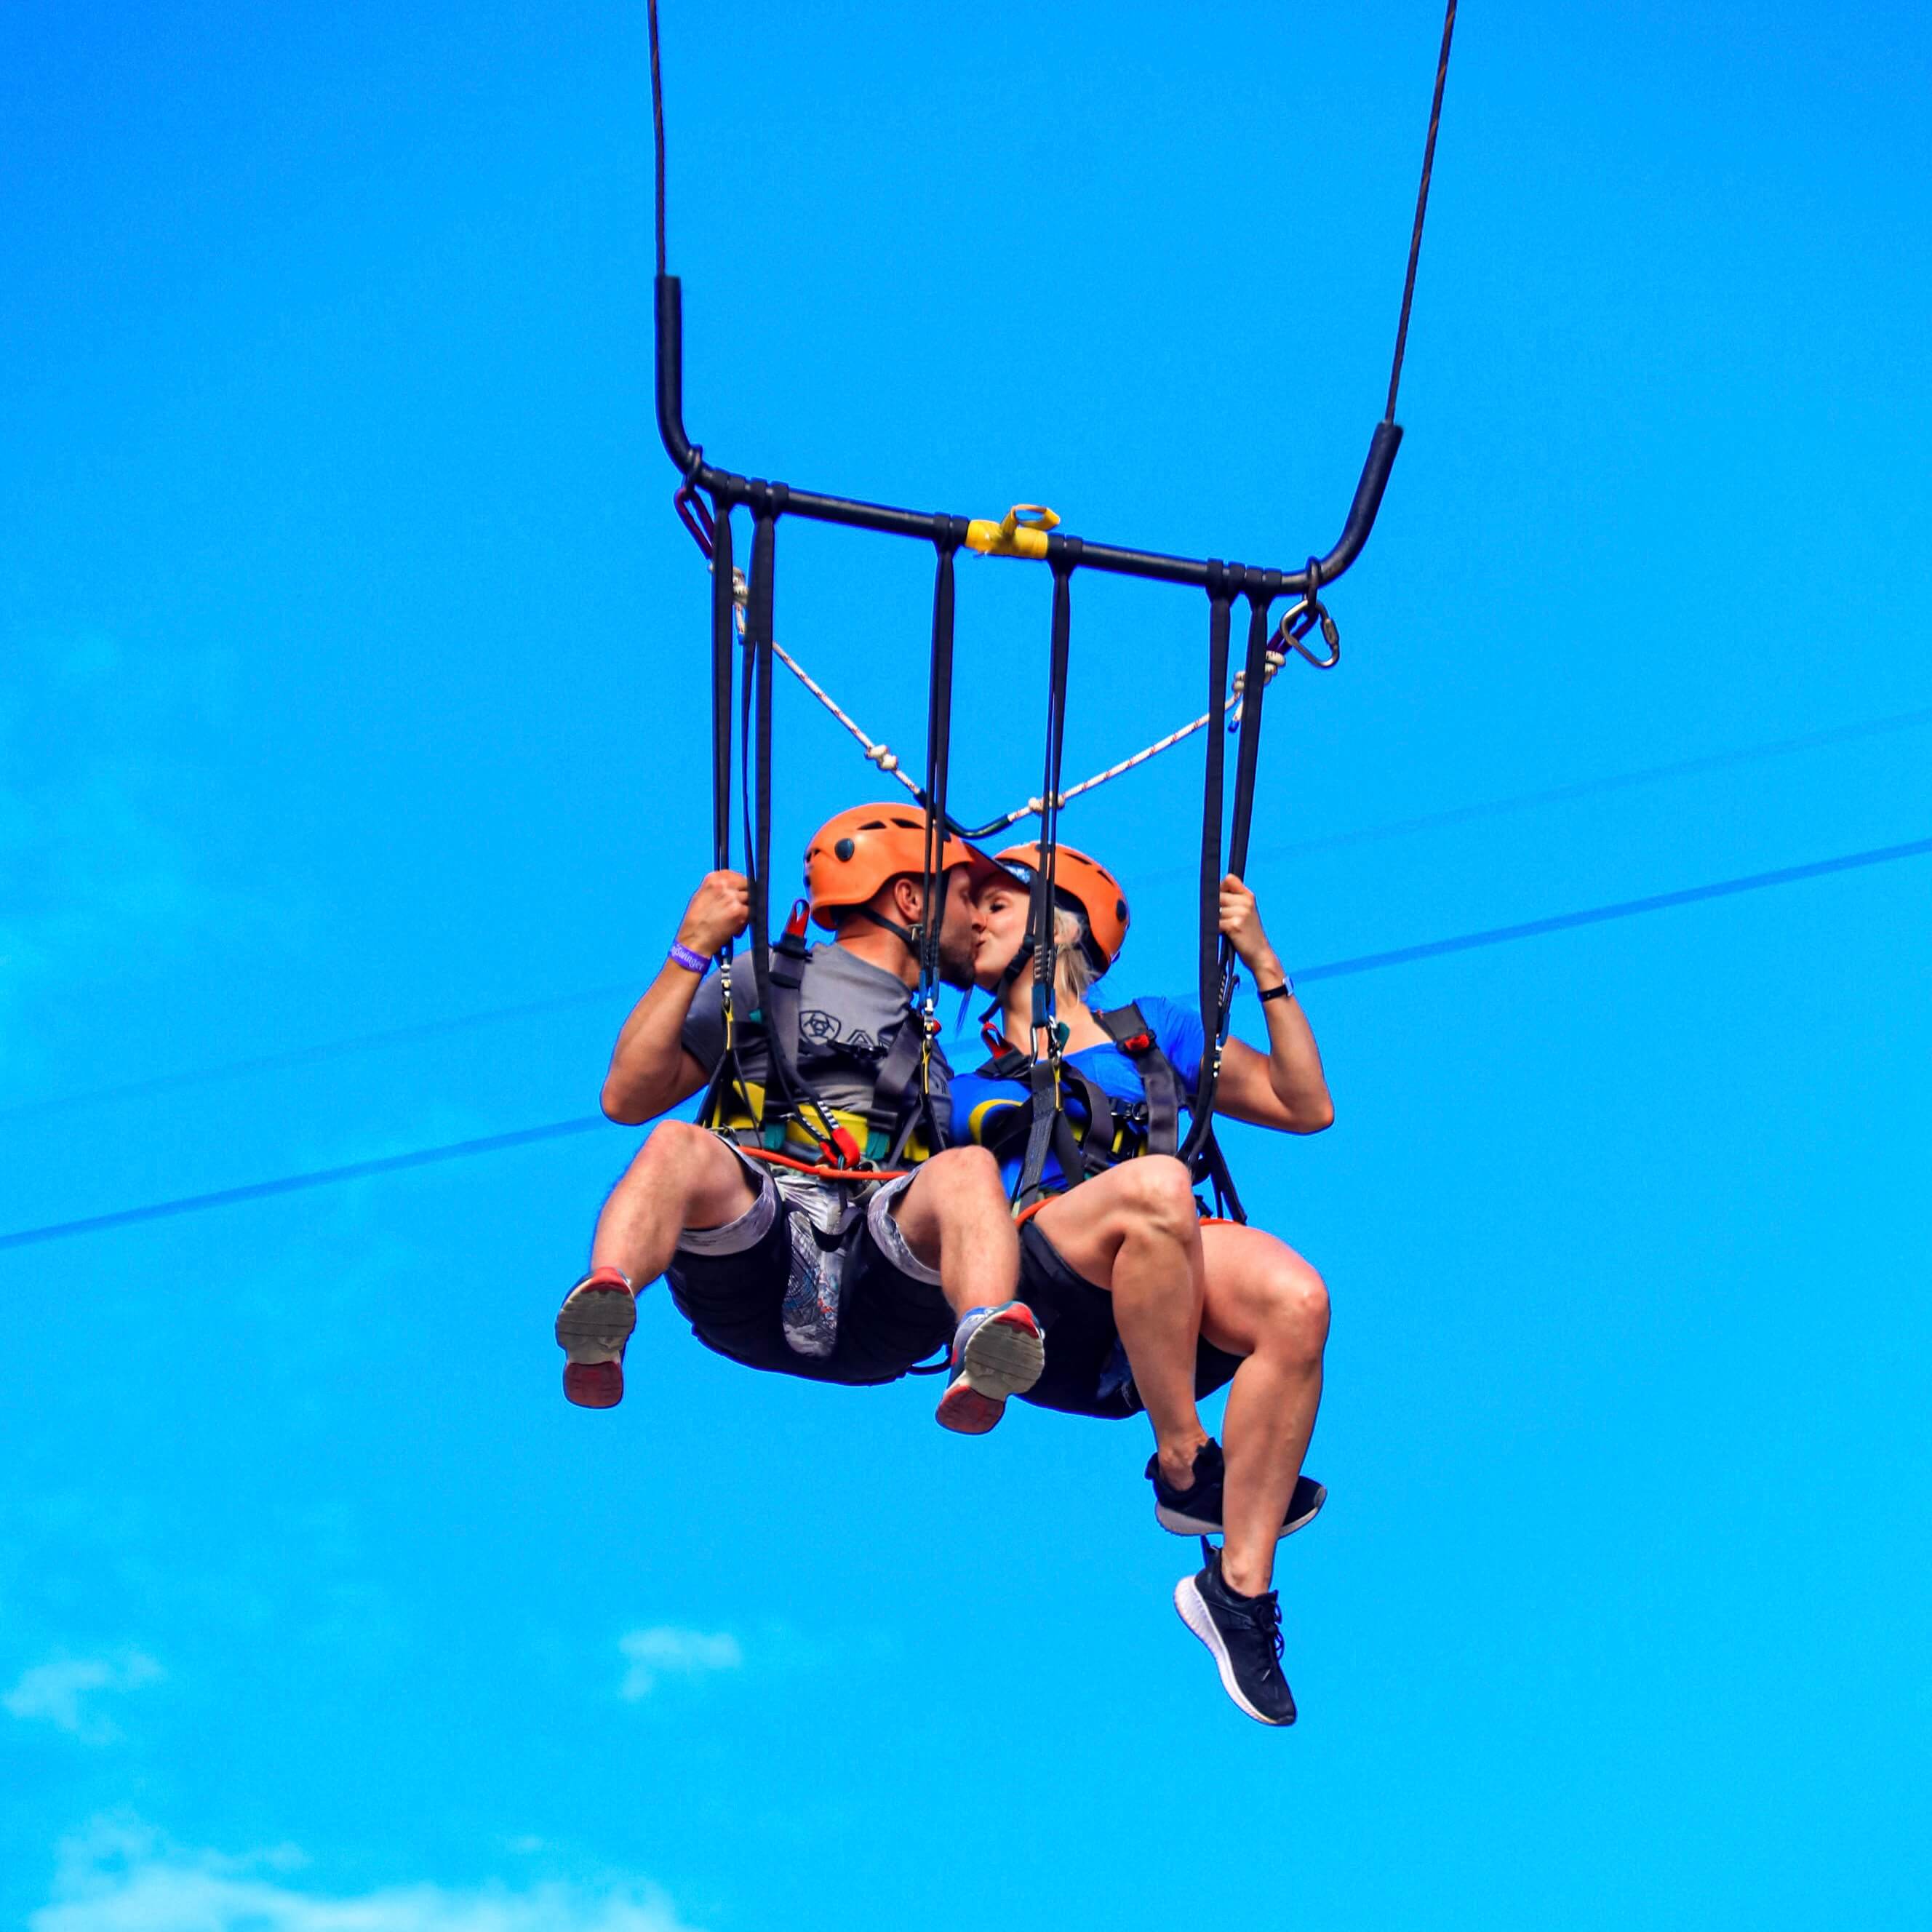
[725,567,1299,831]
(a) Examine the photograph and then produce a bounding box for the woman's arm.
[601,870,751,1125]
[1203,874,1334,1135]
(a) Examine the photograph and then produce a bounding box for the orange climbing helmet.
[993,840,1130,975]
[804,802,1007,930]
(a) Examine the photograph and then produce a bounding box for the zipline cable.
[1386,0,1457,423]
[7,707,1928,1125]
[7,831,1926,1254]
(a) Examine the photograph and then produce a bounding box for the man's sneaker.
[935,1301,1044,1434]
[556,1266,637,1408]
[1147,1438,1327,1539]
[1175,1546,1298,1726]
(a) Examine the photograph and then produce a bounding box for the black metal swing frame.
[645,0,1457,1196]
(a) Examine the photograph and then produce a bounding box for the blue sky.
[4,2,1930,1927]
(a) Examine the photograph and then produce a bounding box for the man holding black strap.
[553,805,1044,1421]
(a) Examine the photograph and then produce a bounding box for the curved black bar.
[655,275,699,481]
[655,276,1405,600]
[1322,419,1405,586]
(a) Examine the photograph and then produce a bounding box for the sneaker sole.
[556,1283,636,1410]
[1174,1576,1295,1728]
[934,1307,1044,1435]
[562,1360,624,1408]
[555,1285,637,1362]
[1155,1477,1328,1541]
[934,1380,1006,1434]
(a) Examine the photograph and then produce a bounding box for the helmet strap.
[853,904,922,954]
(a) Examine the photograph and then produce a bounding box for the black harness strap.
[869,1007,930,1164]
[733,490,856,1162]
[905,525,966,1159]
[1015,543,1079,1206]
[1186,572,1232,1159]
[977,1001,1219,1206]
[696,494,766,1138]
[1179,580,1276,1218]
[1095,1005,1181,1157]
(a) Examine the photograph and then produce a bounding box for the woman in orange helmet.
[948,842,1335,1726]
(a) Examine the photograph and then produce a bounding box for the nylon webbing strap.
[1098,1003,1181,1159]
[739,492,815,1138]
[919,532,962,998]
[698,495,762,1138]
[1226,592,1274,885]
[1015,543,1079,1203]
[869,1012,926,1161]
[1180,588,1274,1199]
[708,492,735,874]
[1182,580,1234,1165]
[914,527,964,1148]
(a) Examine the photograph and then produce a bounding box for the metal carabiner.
[1281,595,1341,670]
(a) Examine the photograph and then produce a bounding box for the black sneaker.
[1175,1546,1297,1726]
[1146,1439,1327,1539]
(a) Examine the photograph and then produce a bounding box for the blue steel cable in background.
[4,831,1925,1253]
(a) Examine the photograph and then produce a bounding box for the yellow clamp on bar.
[965,503,1061,560]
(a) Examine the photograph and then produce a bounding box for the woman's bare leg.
[1030,1157,1211,1487]
[1197,1221,1330,1597]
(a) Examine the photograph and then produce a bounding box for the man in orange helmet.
[551,805,1043,1421]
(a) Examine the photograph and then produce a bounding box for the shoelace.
[1229,1588,1286,1680]
[1253,1592,1286,1672]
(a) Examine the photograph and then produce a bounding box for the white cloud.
[617,1626,743,1701]
[4,1651,164,1743]
[34,1818,699,1932]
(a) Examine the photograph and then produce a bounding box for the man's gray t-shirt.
[681,943,953,1125]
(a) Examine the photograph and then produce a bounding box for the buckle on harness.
[1119,1031,1154,1055]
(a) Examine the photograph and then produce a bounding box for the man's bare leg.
[557,1122,762,1408]
[885,1145,1039,1434]
[1197,1222,1330,1598]
[883,1144,1020,1317]
[590,1118,761,1285]
[1030,1156,1211,1485]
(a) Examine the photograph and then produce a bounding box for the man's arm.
[1202,874,1334,1135]
[602,871,751,1125]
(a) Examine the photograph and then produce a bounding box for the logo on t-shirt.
[798,1008,885,1061]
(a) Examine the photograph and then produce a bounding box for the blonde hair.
[1053,906,1097,1007]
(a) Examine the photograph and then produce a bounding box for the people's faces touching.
[970,879,1030,991]
[933,866,981,988]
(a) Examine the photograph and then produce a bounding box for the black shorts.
[1016,1219,1245,1421]
[665,1160,952,1387]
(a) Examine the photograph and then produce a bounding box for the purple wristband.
[667,939,712,976]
